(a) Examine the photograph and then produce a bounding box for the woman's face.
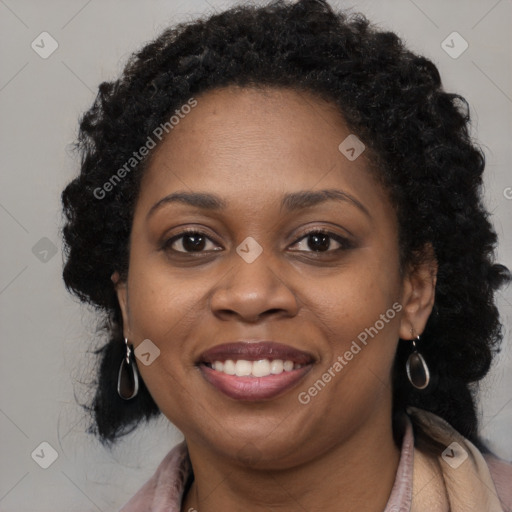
[115,85,434,468]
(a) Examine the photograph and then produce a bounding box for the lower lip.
[199,364,313,401]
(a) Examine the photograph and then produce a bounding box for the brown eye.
[164,231,221,253]
[306,232,331,252]
[290,230,351,253]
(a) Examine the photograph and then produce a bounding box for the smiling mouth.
[197,341,315,401]
[205,358,306,377]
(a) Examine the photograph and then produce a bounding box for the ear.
[398,244,437,340]
[111,271,130,339]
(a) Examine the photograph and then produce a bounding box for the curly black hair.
[61,0,510,449]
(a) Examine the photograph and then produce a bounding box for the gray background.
[0,0,511,510]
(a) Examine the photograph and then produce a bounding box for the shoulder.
[407,407,512,511]
[484,453,512,512]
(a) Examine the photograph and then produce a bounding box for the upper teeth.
[211,359,301,377]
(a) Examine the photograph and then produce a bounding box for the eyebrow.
[146,188,370,220]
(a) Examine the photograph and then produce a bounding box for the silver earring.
[117,337,139,400]
[406,335,430,390]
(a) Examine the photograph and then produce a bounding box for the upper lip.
[198,341,315,365]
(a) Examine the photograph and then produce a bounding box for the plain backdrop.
[0,0,511,510]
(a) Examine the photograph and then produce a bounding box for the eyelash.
[161,228,353,255]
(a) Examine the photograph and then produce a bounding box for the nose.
[209,251,299,323]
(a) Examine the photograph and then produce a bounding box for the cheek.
[302,252,402,413]
[123,267,202,397]
[125,267,212,429]
[305,249,402,340]
[127,257,205,338]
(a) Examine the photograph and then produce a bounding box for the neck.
[181,410,401,512]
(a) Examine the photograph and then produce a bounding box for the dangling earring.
[117,337,139,400]
[406,335,430,390]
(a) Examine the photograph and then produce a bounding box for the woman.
[61,0,512,510]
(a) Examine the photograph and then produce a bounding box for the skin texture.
[113,85,436,512]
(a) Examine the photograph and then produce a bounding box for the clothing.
[119,408,512,511]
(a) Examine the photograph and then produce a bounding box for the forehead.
[136,85,390,220]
